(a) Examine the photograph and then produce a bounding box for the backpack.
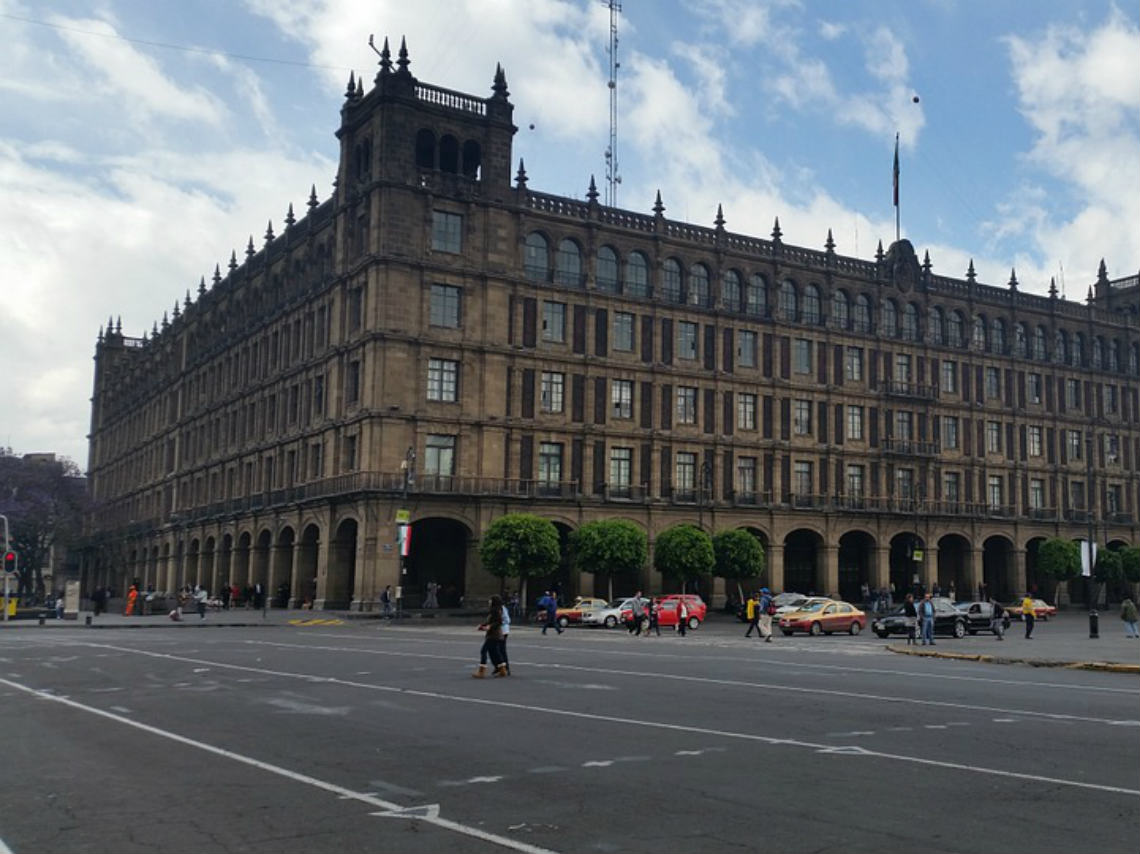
[767,602,777,616]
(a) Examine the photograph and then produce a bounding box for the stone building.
[83,41,1139,609]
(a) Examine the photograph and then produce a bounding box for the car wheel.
[874,631,889,639]
[557,616,569,629]
[688,616,700,630]
[603,615,617,629]
[1041,614,1049,622]
[781,629,794,636]
[809,621,822,636]
[953,620,966,639]
[849,621,862,636]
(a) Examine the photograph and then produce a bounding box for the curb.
[885,643,1140,674]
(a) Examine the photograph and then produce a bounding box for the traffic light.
[2,551,17,574]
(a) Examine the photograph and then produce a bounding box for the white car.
[581,597,648,628]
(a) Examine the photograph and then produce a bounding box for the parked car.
[956,601,999,634]
[654,598,704,630]
[1005,598,1056,621]
[775,595,828,618]
[554,596,610,628]
[656,594,707,622]
[778,600,866,636]
[581,597,647,628]
[872,597,968,639]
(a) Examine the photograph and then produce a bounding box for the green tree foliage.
[478,514,561,600]
[1036,538,1081,583]
[653,524,714,591]
[1119,546,1140,584]
[1093,548,1124,584]
[570,519,647,601]
[712,529,765,601]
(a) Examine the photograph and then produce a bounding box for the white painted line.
[466,776,503,784]
[924,725,948,730]
[0,677,559,854]
[109,705,131,714]
[993,718,1018,723]
[0,835,13,854]
[581,760,612,767]
[52,642,1140,799]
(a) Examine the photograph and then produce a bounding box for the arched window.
[625,251,649,297]
[722,270,741,312]
[1109,339,1120,372]
[746,274,767,316]
[662,258,683,303]
[881,299,898,337]
[972,316,986,351]
[778,280,797,321]
[947,310,964,347]
[901,303,919,341]
[802,284,821,324]
[1072,333,1084,367]
[415,129,435,169]
[1092,336,1104,369]
[554,239,583,288]
[1053,329,1067,364]
[524,232,550,282]
[461,140,481,180]
[1033,326,1047,360]
[689,263,710,307]
[1014,323,1028,357]
[439,134,459,173]
[853,294,871,332]
[1130,343,1139,376]
[596,246,619,293]
[991,318,1006,354]
[831,290,849,329]
[929,307,944,345]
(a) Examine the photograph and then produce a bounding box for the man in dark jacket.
[538,591,561,635]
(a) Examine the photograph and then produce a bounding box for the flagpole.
[893,132,900,242]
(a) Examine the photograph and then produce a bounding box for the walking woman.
[903,592,917,645]
[473,595,506,678]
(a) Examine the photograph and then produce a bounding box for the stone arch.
[439,134,459,173]
[234,531,252,592]
[984,534,1016,603]
[406,517,472,609]
[295,524,320,608]
[414,128,435,169]
[202,536,216,595]
[187,538,201,588]
[252,528,272,593]
[325,518,358,610]
[271,526,295,608]
[529,521,574,604]
[838,530,875,604]
[889,531,926,595]
[461,139,481,179]
[936,533,971,599]
[783,528,824,595]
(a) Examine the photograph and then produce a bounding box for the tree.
[1120,546,1140,584]
[1035,538,1080,607]
[569,519,647,602]
[0,450,87,603]
[653,524,714,593]
[478,514,560,610]
[712,529,765,603]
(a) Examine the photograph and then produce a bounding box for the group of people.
[473,594,511,678]
[743,588,775,641]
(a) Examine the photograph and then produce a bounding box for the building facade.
[83,42,1139,609]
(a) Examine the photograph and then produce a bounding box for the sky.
[1,0,1137,469]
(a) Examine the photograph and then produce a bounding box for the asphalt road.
[1,617,1137,854]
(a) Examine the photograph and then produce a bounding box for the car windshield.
[797,602,826,613]
[774,593,804,606]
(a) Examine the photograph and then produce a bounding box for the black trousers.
[1024,613,1035,638]
[480,635,503,666]
[745,616,760,636]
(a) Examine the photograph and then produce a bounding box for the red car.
[657,594,707,621]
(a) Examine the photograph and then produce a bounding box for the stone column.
[821,545,839,599]
[1012,548,1027,598]
[270,542,294,608]
[966,548,984,600]
[924,545,939,592]
[872,545,890,591]
[767,543,785,593]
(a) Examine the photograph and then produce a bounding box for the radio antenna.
[603,1,622,207]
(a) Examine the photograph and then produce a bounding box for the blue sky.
[1,0,1137,467]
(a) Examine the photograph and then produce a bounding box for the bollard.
[1089,610,1099,639]
[38,614,45,626]
[85,615,92,627]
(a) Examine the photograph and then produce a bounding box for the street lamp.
[696,460,712,598]
[1086,432,1098,638]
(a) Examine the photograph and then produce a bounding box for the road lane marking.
[582,760,612,767]
[0,677,560,854]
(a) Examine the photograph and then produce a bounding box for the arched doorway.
[325,518,358,610]
[219,533,234,593]
[784,529,823,595]
[838,531,874,604]
[890,532,925,595]
[295,525,320,608]
[983,535,1015,602]
[252,529,272,592]
[187,539,200,588]
[272,527,295,607]
[202,537,216,595]
[937,534,970,600]
[406,517,470,608]
[529,522,574,605]
[234,532,252,594]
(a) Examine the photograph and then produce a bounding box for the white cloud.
[819,20,846,41]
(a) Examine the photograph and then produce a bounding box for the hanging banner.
[1080,540,1097,577]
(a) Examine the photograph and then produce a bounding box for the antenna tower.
[603,1,622,207]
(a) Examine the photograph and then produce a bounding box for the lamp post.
[1086,432,1098,638]
[696,460,712,597]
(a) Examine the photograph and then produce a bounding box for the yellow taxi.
[778,599,867,636]
[554,597,610,628]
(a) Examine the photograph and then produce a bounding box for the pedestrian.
[230,582,240,608]
[54,592,65,619]
[744,592,760,638]
[677,598,688,637]
[758,588,774,642]
[538,590,561,635]
[646,598,661,637]
[1120,598,1139,638]
[1021,593,1036,639]
[990,598,1005,640]
[903,592,917,645]
[194,584,208,620]
[91,586,105,616]
[380,585,393,618]
[124,582,139,616]
[918,592,937,645]
[860,581,870,608]
[629,592,645,636]
[948,581,956,602]
[473,595,506,678]
[220,582,231,610]
[424,581,439,609]
[499,598,512,674]
[932,581,941,598]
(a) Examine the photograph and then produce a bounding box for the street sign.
[395,509,410,524]
[911,549,924,562]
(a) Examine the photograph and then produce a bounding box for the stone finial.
[515,158,527,188]
[396,36,410,74]
[185,289,193,309]
[653,190,665,216]
[922,249,932,274]
[379,36,392,75]
[97,325,104,342]
[161,311,169,329]
[771,217,782,242]
[141,329,148,344]
[173,300,181,319]
[1048,276,1058,299]
[825,229,835,253]
[211,265,220,288]
[115,316,122,333]
[153,320,160,336]
[966,258,977,283]
[285,203,296,228]
[229,249,238,273]
[307,184,319,211]
[107,315,114,332]
[1008,267,1018,291]
[492,63,509,99]
[356,77,363,99]
[1087,285,1094,304]
[345,70,356,100]
[875,239,884,263]
[1097,258,1108,284]
[714,204,725,229]
[246,236,255,259]
[587,175,598,203]
[265,220,275,243]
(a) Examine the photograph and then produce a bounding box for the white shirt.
[501,606,511,636]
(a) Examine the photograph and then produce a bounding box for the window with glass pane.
[625,252,649,297]
[793,399,812,435]
[1108,485,1122,514]
[1030,478,1045,509]
[853,295,871,332]
[942,361,957,393]
[596,246,619,292]
[429,284,461,328]
[737,330,756,367]
[831,291,849,328]
[947,311,964,347]
[611,379,633,418]
[847,406,863,440]
[738,393,757,430]
[675,452,696,494]
[987,421,1001,453]
[802,285,821,324]
[746,274,767,316]
[846,464,864,497]
[1053,330,1067,363]
[679,322,698,359]
[723,270,741,311]
[881,300,897,336]
[662,258,682,302]
[737,457,757,495]
[1072,480,1085,509]
[794,339,812,373]
[845,347,863,381]
[1104,384,1118,414]
[778,281,797,320]
[972,316,985,350]
[991,318,1006,354]
[1014,323,1028,357]
[538,442,563,485]
[987,475,1003,510]
[895,410,913,440]
[895,354,911,383]
[555,239,583,287]
[943,416,958,449]
[524,232,550,281]
[689,264,709,307]
[424,434,456,475]
[677,387,698,424]
[1033,327,1047,360]
[542,301,566,342]
[427,358,458,401]
[610,447,632,490]
[1073,431,1087,459]
[902,303,918,340]
[1071,334,1083,367]
[896,468,915,500]
[794,461,813,496]
[986,367,1000,400]
[1105,433,1120,463]
[943,472,960,503]
[1066,379,1080,409]
[540,371,564,413]
[929,307,944,345]
[1028,374,1042,404]
[614,312,634,351]
[431,210,462,253]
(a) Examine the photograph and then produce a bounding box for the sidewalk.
[885,612,1140,673]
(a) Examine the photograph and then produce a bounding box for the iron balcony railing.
[883,380,939,401]
[880,438,941,457]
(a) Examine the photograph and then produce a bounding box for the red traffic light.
[2,551,17,573]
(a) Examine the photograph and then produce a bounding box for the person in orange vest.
[124,583,139,616]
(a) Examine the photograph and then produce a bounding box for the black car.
[872,597,968,639]
[955,601,1007,634]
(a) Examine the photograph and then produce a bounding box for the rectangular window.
[846,464,864,497]
[1068,430,1082,461]
[895,354,911,383]
[677,387,698,425]
[1066,378,1080,409]
[427,358,459,402]
[540,371,565,413]
[737,330,757,368]
[1028,425,1042,457]
[609,447,632,490]
[1107,484,1122,514]
[844,347,863,382]
[944,472,960,503]
[431,210,462,253]
[675,452,697,494]
[342,434,358,472]
[737,457,757,496]
[987,421,1002,454]
[613,312,634,351]
[896,467,915,500]
[794,461,813,496]
[1030,478,1045,510]
[678,322,698,360]
[611,379,633,419]
[846,405,864,440]
[793,399,812,436]
[1072,480,1086,509]
[538,442,563,485]
[737,393,757,430]
[346,359,361,404]
[942,416,959,450]
[1105,433,1120,464]
[424,434,456,476]
[347,286,364,332]
[895,410,913,441]
[1104,384,1118,414]
[1028,373,1042,404]
[941,360,957,394]
[429,284,461,328]
[541,301,566,343]
[986,367,1001,400]
[794,339,813,374]
[988,475,1003,510]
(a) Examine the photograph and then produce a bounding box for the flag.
[892,132,900,208]
[1080,540,1097,577]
